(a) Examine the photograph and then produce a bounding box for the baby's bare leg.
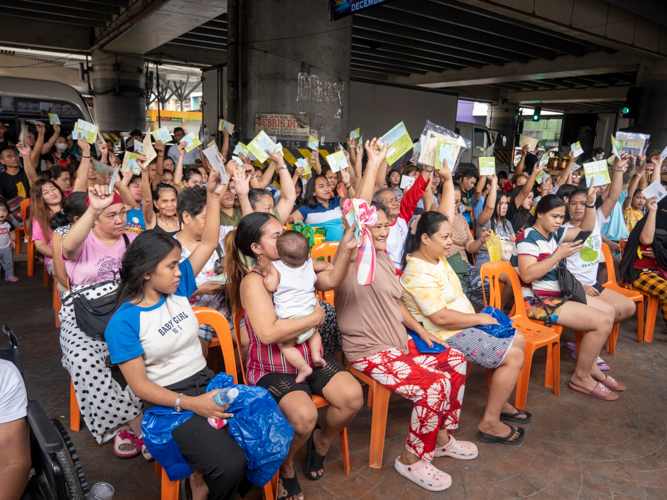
[278,340,313,383]
[307,330,326,367]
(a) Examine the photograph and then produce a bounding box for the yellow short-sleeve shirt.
[400,255,475,341]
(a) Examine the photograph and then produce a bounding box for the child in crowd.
[623,189,646,233]
[264,231,328,382]
[0,198,17,282]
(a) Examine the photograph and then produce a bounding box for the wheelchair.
[1,326,89,500]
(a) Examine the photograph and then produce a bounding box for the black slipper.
[277,475,302,500]
[479,425,525,445]
[306,423,326,481]
[500,409,533,424]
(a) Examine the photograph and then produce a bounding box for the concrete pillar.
[636,59,667,147]
[239,0,352,144]
[91,50,146,132]
[486,104,518,168]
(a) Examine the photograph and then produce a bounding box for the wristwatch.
[174,393,184,412]
[276,164,287,171]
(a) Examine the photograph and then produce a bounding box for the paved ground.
[2,257,667,500]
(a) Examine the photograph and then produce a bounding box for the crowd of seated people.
[1,117,666,500]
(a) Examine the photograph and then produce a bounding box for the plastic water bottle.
[208,387,239,429]
[88,482,114,500]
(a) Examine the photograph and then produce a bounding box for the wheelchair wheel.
[52,420,89,499]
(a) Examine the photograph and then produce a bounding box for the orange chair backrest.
[233,308,247,384]
[193,307,238,384]
[619,238,627,251]
[479,261,528,317]
[599,243,616,285]
[311,242,339,263]
[20,198,31,241]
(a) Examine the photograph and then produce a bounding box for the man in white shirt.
[168,127,201,166]
[0,359,30,499]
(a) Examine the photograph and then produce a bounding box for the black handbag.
[557,260,588,305]
[64,234,129,341]
[69,281,119,341]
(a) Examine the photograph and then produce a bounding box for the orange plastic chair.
[233,308,350,499]
[311,242,339,306]
[480,262,561,410]
[154,308,240,500]
[347,365,391,468]
[20,199,35,277]
[53,280,61,327]
[14,220,24,255]
[619,238,660,342]
[70,379,80,432]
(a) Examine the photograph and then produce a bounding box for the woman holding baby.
[225,211,363,500]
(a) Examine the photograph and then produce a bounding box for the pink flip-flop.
[434,436,478,460]
[568,381,619,401]
[598,375,626,392]
[394,457,452,491]
[114,428,140,458]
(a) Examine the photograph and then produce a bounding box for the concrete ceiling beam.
[97,0,227,55]
[391,52,641,88]
[505,86,631,104]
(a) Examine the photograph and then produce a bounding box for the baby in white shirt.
[264,231,329,382]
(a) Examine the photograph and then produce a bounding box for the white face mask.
[56,143,67,151]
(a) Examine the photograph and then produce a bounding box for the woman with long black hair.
[513,191,623,401]
[106,170,250,500]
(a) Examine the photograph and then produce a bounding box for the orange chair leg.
[43,265,49,286]
[367,384,374,409]
[70,380,80,432]
[606,324,619,356]
[644,296,659,343]
[545,344,552,387]
[262,472,278,500]
[340,427,350,475]
[514,346,534,411]
[15,229,22,255]
[54,283,61,328]
[637,299,645,344]
[368,383,390,469]
[27,243,34,277]
[551,341,560,396]
[161,469,180,500]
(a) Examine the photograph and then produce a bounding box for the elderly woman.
[226,212,363,500]
[334,139,478,493]
[400,157,529,446]
[60,184,144,457]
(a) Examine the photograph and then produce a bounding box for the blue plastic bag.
[142,373,294,486]
[208,373,294,486]
[478,306,516,339]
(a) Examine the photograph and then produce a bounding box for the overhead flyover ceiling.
[350,0,667,112]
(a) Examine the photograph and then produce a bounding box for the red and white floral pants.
[349,339,467,461]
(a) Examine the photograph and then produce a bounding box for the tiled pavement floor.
[3,259,667,500]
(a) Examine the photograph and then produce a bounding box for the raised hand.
[136,154,149,171]
[266,149,285,165]
[554,241,585,260]
[340,167,351,186]
[178,141,186,157]
[586,180,597,205]
[436,164,452,182]
[35,122,45,135]
[365,138,387,163]
[232,167,250,196]
[87,184,116,211]
[53,124,61,136]
[77,136,90,155]
[294,166,305,178]
[16,142,32,157]
[97,140,108,156]
[647,197,657,213]
[154,140,165,152]
[207,169,224,195]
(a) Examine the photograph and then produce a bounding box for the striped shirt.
[511,226,566,299]
[297,196,344,242]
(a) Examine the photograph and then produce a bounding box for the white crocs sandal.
[434,436,479,460]
[114,427,140,458]
[394,456,452,492]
